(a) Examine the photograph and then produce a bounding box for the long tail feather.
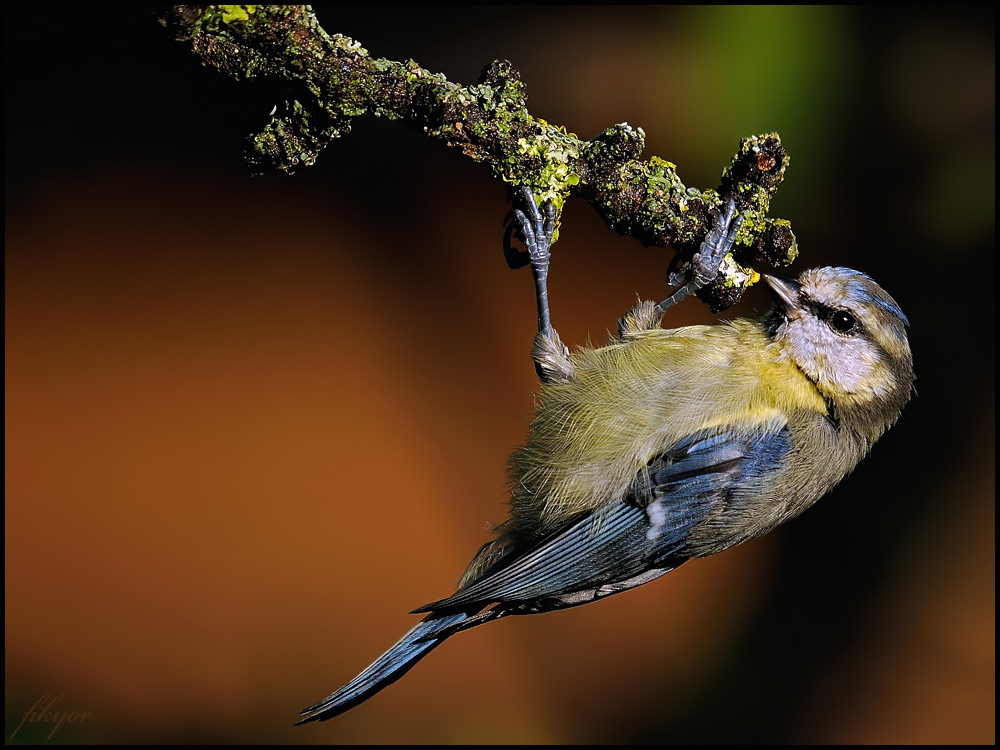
[296,611,470,724]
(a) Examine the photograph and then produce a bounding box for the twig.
[162,5,798,311]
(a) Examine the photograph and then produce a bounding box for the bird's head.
[765,266,914,425]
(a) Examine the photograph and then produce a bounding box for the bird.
[296,190,914,724]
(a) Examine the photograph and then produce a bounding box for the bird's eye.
[829,310,857,333]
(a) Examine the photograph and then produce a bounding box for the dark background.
[6,6,994,744]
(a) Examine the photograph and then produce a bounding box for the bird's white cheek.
[781,317,827,374]
[816,342,888,398]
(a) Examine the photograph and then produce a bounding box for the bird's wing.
[640,422,791,566]
[417,421,790,613]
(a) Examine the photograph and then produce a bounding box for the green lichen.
[514,127,581,213]
[218,5,256,24]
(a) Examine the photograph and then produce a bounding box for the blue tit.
[297,192,913,724]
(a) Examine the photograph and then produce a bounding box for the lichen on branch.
[162,5,798,311]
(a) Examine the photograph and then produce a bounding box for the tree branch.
[162,5,798,311]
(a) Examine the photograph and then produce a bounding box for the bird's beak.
[764,274,801,312]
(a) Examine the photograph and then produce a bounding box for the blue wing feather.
[296,611,470,724]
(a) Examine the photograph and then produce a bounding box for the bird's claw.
[657,196,743,318]
[694,196,743,285]
[669,196,743,289]
[514,186,556,276]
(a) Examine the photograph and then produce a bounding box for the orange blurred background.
[6,6,993,744]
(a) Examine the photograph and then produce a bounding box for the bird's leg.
[514,186,557,339]
[617,196,743,339]
[514,187,574,384]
